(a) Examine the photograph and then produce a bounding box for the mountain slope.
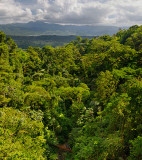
[0,21,121,36]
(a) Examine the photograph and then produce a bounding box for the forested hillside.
[0,25,142,160]
[0,21,120,36]
[7,35,94,49]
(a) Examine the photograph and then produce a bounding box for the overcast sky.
[0,0,142,26]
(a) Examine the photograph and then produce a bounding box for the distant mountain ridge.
[0,21,122,36]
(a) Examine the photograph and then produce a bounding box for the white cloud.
[0,0,142,26]
[0,0,33,24]
[35,0,111,25]
[105,0,142,26]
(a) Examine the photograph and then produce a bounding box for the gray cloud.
[15,0,37,5]
[0,0,33,23]
[0,0,142,26]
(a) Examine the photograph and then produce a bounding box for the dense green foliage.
[7,35,94,49]
[0,25,142,159]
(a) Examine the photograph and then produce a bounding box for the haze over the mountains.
[0,21,122,36]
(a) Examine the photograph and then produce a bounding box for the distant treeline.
[0,21,121,36]
[7,35,95,49]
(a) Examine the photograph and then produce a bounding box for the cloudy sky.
[0,0,142,26]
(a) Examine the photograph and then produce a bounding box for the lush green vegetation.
[0,25,142,160]
[7,35,94,49]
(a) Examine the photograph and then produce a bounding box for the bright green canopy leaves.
[0,107,45,159]
[0,25,142,159]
